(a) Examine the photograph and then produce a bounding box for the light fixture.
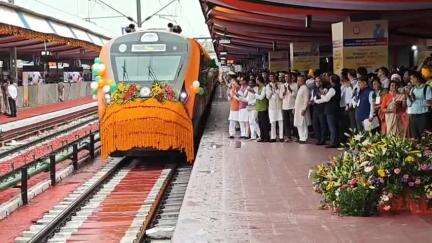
[411,45,418,51]
[220,52,227,55]
[180,91,188,103]
[118,44,127,53]
[140,87,151,97]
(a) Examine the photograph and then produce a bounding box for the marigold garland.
[110,81,176,104]
[100,98,195,163]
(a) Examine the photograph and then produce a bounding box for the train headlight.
[140,87,151,97]
[180,91,188,103]
[118,44,127,53]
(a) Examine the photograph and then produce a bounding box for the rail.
[0,115,98,160]
[27,157,129,243]
[0,105,97,146]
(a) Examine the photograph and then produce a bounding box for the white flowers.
[353,134,363,141]
[364,166,374,173]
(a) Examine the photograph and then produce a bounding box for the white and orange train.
[95,30,217,163]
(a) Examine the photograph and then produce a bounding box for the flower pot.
[408,197,432,215]
[392,196,407,212]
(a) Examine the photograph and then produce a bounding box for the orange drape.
[100,98,194,163]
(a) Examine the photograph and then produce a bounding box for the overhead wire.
[94,0,136,22]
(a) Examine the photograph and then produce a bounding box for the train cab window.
[114,55,182,84]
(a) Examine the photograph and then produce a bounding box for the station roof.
[200,0,432,60]
[0,1,112,60]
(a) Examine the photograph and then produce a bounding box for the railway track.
[146,166,192,242]
[0,105,97,148]
[15,158,191,243]
[0,114,98,160]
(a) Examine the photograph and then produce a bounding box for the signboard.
[290,42,320,72]
[268,51,290,72]
[332,20,388,75]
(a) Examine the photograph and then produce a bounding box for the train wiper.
[147,64,159,82]
[175,63,183,80]
[122,59,129,82]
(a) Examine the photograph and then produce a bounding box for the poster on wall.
[290,42,320,72]
[332,20,388,74]
[268,51,290,72]
[63,67,84,83]
[22,71,43,85]
[22,66,44,107]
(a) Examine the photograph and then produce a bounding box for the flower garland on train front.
[90,58,205,105]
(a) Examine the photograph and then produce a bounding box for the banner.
[332,20,388,74]
[290,42,319,72]
[269,51,290,72]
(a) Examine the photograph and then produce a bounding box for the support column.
[9,47,18,82]
[289,42,320,73]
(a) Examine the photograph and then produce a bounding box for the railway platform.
[172,99,432,243]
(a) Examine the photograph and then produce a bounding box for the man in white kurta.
[294,76,311,143]
[266,74,283,141]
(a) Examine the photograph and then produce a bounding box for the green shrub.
[338,185,379,216]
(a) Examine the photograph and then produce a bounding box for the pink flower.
[415,178,421,185]
[408,181,415,187]
[421,164,429,171]
[388,192,393,199]
[383,205,391,211]
[403,174,409,179]
[394,168,401,174]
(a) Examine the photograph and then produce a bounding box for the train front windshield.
[114,55,182,84]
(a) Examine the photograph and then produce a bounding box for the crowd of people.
[224,65,432,146]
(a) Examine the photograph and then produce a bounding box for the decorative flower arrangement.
[109,81,176,104]
[310,131,432,216]
[151,81,175,103]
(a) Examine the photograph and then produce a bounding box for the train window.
[114,55,181,83]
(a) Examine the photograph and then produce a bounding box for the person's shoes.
[298,140,306,144]
[229,136,234,139]
[326,144,338,148]
[316,141,325,145]
[270,139,276,143]
[279,138,284,143]
[257,139,267,143]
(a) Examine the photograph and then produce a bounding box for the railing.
[0,131,100,205]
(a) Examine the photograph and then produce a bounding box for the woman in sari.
[380,81,404,136]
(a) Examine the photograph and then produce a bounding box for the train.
[91,30,217,163]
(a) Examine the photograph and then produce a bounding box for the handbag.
[363,116,380,131]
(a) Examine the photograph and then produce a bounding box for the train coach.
[90,30,217,163]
